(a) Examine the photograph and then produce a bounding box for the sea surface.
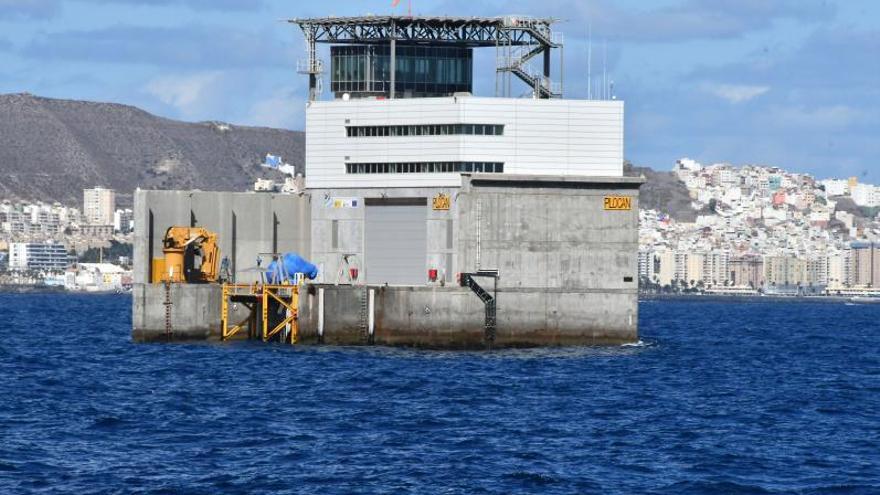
[1,294,878,494]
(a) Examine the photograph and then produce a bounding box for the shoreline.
[640,293,869,304]
[0,287,873,304]
[0,285,128,295]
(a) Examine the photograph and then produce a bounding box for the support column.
[542,47,551,99]
[390,25,397,99]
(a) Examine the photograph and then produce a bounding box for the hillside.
[0,93,304,206]
[625,162,696,222]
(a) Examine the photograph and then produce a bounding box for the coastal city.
[640,158,880,296]
[4,157,880,298]
[0,187,133,292]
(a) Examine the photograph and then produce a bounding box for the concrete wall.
[457,174,642,290]
[296,174,643,346]
[133,190,311,284]
[308,186,458,286]
[132,175,643,347]
[132,190,311,342]
[297,285,636,347]
[132,283,221,342]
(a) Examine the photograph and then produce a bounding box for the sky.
[0,0,877,180]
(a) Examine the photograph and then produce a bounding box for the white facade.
[851,183,879,207]
[8,242,69,271]
[65,263,131,292]
[305,96,624,189]
[820,179,849,197]
[84,187,116,225]
[114,209,134,233]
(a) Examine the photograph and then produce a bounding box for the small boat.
[849,296,880,304]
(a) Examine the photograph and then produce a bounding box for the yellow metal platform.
[220,284,299,344]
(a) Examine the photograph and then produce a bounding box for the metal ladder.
[359,287,371,344]
[460,270,499,345]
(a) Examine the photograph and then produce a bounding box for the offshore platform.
[132,14,643,348]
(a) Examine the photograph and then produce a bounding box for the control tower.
[291,15,564,101]
[289,15,621,190]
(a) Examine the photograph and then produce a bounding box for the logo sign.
[329,197,359,209]
[432,193,451,211]
[604,196,632,210]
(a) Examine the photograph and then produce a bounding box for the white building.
[83,187,116,225]
[113,209,134,233]
[702,250,731,286]
[674,158,702,179]
[304,96,624,189]
[820,179,849,197]
[638,250,656,282]
[8,242,70,272]
[850,183,879,207]
[65,263,131,292]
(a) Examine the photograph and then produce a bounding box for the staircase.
[497,18,563,99]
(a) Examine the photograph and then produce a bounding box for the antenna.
[587,21,592,100]
[602,39,607,100]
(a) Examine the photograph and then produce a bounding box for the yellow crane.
[152,227,220,283]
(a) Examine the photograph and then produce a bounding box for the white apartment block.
[820,179,849,197]
[304,96,624,189]
[83,187,116,225]
[8,242,70,272]
[114,209,134,233]
[850,183,880,207]
[702,251,731,286]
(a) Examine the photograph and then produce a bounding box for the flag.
[392,0,401,6]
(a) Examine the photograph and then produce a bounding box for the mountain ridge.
[0,93,304,207]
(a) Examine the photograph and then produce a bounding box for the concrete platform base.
[132,283,637,347]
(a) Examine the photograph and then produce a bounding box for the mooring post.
[368,288,375,344]
[317,287,325,344]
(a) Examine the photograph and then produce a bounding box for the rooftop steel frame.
[289,15,564,100]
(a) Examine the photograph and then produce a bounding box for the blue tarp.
[265,253,318,283]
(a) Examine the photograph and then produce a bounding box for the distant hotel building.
[849,242,880,288]
[8,242,70,272]
[83,187,116,225]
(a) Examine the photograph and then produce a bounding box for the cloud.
[622,21,878,180]
[0,0,61,19]
[21,24,295,69]
[606,0,835,42]
[247,90,305,130]
[140,70,293,125]
[702,83,769,103]
[84,0,266,11]
[694,28,879,95]
[767,104,863,129]
[468,0,837,43]
[145,71,223,115]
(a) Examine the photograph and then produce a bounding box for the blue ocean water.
[1,294,878,494]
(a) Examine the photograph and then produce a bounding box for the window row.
[345,162,504,174]
[346,124,504,138]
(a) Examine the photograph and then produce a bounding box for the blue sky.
[0,0,877,180]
